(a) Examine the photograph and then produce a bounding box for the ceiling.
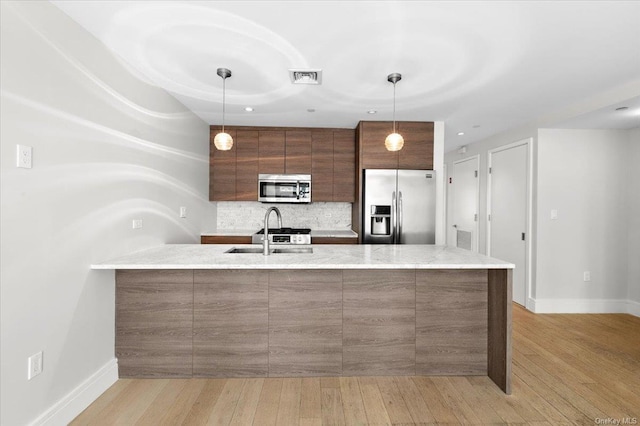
[51,1,640,152]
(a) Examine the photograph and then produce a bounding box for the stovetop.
[255,227,311,235]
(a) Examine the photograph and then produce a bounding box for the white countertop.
[91,244,514,270]
[201,229,358,238]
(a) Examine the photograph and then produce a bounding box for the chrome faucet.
[263,206,282,255]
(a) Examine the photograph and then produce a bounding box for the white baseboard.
[29,358,118,426]
[531,298,639,316]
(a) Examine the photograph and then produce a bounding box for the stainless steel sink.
[225,247,313,254]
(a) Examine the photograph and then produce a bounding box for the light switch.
[550,209,558,220]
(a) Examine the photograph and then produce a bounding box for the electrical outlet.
[132,219,143,229]
[179,206,187,218]
[583,271,591,282]
[28,351,43,380]
[16,145,33,169]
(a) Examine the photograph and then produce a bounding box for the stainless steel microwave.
[258,174,311,203]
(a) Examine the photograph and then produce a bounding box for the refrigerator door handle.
[391,191,397,244]
[398,191,403,244]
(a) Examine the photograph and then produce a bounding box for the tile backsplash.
[213,202,352,230]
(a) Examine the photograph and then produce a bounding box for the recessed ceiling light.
[472,125,481,128]
[457,132,465,136]
[615,106,629,111]
[307,108,316,113]
[245,107,254,112]
[367,110,377,114]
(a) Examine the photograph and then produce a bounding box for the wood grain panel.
[311,130,334,201]
[200,236,252,245]
[259,130,285,174]
[310,237,358,245]
[285,130,312,174]
[359,121,398,169]
[416,270,488,375]
[398,121,434,169]
[193,270,268,377]
[210,127,237,201]
[116,270,193,378]
[488,268,512,394]
[269,270,343,376]
[342,270,415,376]
[332,130,356,202]
[235,130,259,201]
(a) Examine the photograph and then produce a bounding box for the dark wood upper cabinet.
[210,127,236,201]
[311,130,334,202]
[258,130,285,174]
[285,130,312,174]
[210,126,356,202]
[358,121,434,170]
[333,129,356,202]
[235,130,259,201]
[398,122,434,170]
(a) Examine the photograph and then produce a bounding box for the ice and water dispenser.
[370,205,391,236]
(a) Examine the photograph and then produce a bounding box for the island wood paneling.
[285,130,312,174]
[116,270,193,378]
[193,270,269,377]
[235,130,260,201]
[416,269,488,375]
[342,270,416,376]
[488,268,512,394]
[311,130,334,201]
[201,235,252,244]
[310,237,358,245]
[269,270,343,376]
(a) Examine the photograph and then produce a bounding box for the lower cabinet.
[193,270,269,377]
[116,270,193,378]
[268,270,343,376]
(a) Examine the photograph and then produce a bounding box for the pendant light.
[214,67,233,151]
[384,72,404,152]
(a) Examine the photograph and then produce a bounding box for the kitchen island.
[92,244,513,393]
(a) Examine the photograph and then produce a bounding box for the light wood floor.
[72,304,640,425]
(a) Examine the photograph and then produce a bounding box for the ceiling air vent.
[289,69,322,85]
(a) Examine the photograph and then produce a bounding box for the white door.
[451,157,479,251]
[489,142,528,306]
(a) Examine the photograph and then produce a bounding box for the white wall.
[0,2,209,425]
[535,129,629,309]
[627,127,640,313]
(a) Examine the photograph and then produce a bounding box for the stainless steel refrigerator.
[363,169,436,244]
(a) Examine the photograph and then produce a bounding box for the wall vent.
[289,69,322,85]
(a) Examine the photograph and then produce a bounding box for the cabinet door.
[210,128,237,201]
[342,270,415,376]
[416,270,487,375]
[236,130,259,201]
[259,130,285,174]
[359,121,398,169]
[311,130,334,201]
[285,130,312,174]
[398,122,434,169]
[333,129,356,202]
[116,270,193,378]
[193,270,269,377]
[269,270,343,376]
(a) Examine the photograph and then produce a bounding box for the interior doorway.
[488,140,531,306]
[450,156,479,252]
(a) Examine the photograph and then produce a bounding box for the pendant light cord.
[392,82,396,133]
[222,77,226,133]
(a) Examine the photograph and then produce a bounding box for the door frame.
[451,155,480,252]
[487,138,533,310]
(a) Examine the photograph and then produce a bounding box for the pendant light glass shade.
[385,132,404,151]
[385,72,404,152]
[214,68,233,151]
